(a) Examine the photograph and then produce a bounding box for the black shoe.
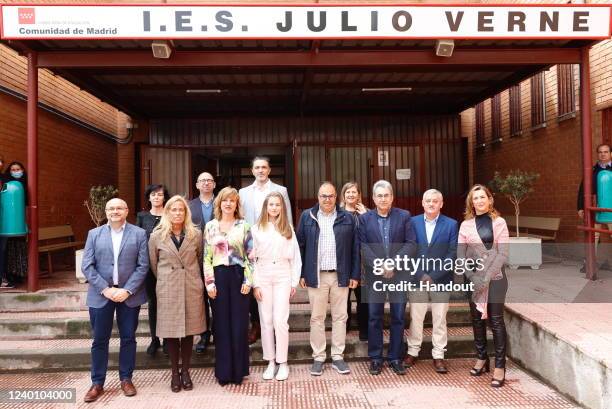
[195,332,210,354]
[369,360,383,375]
[162,340,169,356]
[146,338,161,356]
[470,359,490,376]
[389,360,407,375]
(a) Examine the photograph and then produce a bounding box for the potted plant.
[490,170,541,269]
[76,185,119,283]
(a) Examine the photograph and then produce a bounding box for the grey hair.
[372,180,393,196]
[422,189,443,200]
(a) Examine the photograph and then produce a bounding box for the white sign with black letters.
[1,5,610,39]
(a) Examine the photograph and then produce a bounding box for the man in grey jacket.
[239,156,292,344]
[81,198,149,403]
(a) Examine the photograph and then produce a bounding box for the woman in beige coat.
[149,195,205,393]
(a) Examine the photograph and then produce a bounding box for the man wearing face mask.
[2,161,28,286]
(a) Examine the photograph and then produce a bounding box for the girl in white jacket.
[251,192,302,381]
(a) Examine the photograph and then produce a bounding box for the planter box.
[75,249,87,283]
[507,237,542,269]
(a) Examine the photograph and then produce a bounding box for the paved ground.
[0,359,578,409]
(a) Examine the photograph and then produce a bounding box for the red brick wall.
[0,93,118,241]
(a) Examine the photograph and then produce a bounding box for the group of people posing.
[80,156,510,404]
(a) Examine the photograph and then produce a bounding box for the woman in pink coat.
[458,184,509,388]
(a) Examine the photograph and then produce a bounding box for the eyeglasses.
[106,207,127,212]
[319,194,336,200]
[374,194,392,199]
[198,179,215,184]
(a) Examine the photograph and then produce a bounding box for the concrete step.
[0,326,490,372]
[0,304,471,340]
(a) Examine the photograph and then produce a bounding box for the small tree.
[490,170,540,237]
[84,185,119,227]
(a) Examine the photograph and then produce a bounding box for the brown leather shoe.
[433,359,448,374]
[83,384,103,403]
[248,322,261,345]
[403,354,418,368]
[120,380,137,397]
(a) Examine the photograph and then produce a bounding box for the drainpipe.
[580,45,596,281]
[27,51,39,292]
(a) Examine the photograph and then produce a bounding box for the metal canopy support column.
[580,46,597,281]
[27,51,39,292]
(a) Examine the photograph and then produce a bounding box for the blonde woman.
[203,187,254,386]
[458,184,509,388]
[149,195,204,393]
[252,192,302,381]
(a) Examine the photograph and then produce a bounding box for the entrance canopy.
[1,4,611,117]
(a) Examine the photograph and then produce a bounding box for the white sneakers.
[263,361,277,380]
[275,363,289,381]
[262,361,289,381]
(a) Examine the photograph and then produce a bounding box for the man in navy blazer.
[359,180,416,376]
[188,171,215,353]
[81,198,149,403]
[405,189,458,374]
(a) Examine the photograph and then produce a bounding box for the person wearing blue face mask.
[3,161,28,287]
[0,157,9,288]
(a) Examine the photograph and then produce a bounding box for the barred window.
[530,71,546,128]
[475,102,485,148]
[557,64,576,118]
[491,94,502,142]
[604,107,612,148]
[509,84,522,136]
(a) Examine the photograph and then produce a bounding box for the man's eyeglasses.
[106,207,127,212]
[374,194,392,199]
[319,194,336,200]
[198,179,215,184]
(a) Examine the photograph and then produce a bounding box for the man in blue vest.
[405,189,458,374]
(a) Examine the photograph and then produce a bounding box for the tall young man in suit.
[405,189,458,374]
[239,156,292,344]
[189,171,216,353]
[81,198,149,403]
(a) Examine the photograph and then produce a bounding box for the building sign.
[396,169,411,180]
[378,150,389,167]
[1,5,610,40]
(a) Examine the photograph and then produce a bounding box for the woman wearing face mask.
[339,182,369,341]
[3,162,28,287]
[136,184,170,356]
[251,192,301,381]
[0,157,9,288]
[457,184,509,388]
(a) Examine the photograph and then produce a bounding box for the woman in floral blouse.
[203,186,254,386]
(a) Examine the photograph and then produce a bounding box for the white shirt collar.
[253,179,272,191]
[424,213,440,224]
[108,221,127,233]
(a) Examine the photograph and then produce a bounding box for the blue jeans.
[368,301,407,362]
[89,301,141,385]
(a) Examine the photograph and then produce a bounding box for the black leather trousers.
[468,272,508,369]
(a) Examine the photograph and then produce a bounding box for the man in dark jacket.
[359,180,416,376]
[297,182,360,377]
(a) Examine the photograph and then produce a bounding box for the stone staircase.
[0,287,489,372]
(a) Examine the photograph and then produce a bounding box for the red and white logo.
[18,8,36,25]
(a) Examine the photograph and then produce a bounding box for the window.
[557,64,576,118]
[475,102,485,148]
[509,84,522,136]
[491,94,502,142]
[530,71,546,128]
[604,107,612,148]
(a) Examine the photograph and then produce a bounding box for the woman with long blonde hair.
[458,184,509,388]
[203,187,254,386]
[251,192,301,381]
[149,195,205,392]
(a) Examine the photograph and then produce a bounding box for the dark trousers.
[89,301,141,385]
[249,291,260,324]
[212,265,250,383]
[0,236,8,283]
[468,272,508,369]
[145,271,158,341]
[347,286,369,337]
[368,300,406,362]
[203,288,212,333]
